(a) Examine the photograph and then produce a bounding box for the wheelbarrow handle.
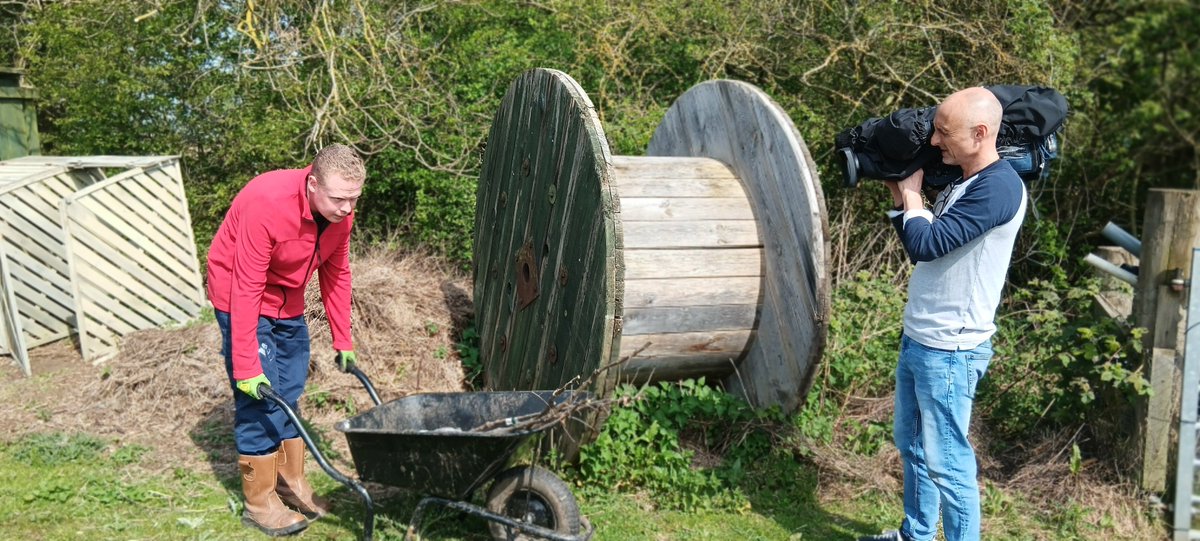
[348,365,382,407]
[333,354,382,407]
[258,384,376,541]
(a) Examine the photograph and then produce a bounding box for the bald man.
[860,88,1027,541]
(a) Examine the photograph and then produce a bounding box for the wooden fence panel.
[60,160,204,362]
[0,246,30,375]
[0,167,103,357]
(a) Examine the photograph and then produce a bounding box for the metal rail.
[1173,248,1200,540]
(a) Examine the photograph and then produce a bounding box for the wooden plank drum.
[473,68,829,424]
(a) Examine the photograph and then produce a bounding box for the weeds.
[9,433,106,467]
[572,379,788,512]
[456,324,483,388]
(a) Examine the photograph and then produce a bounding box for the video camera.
[834,85,1068,189]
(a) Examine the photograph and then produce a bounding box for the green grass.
[0,431,1152,541]
[578,452,885,540]
[0,433,245,540]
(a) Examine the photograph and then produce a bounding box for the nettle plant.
[573,379,787,511]
[456,325,483,389]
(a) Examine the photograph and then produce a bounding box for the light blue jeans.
[893,334,992,541]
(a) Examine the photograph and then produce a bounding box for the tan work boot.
[239,453,308,536]
[276,437,333,519]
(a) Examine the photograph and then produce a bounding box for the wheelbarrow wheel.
[485,465,581,540]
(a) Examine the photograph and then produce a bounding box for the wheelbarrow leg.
[405,496,592,541]
[260,385,376,541]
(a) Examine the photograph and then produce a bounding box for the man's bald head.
[940,87,1002,139]
[930,87,1004,176]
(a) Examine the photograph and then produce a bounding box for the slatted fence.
[0,162,105,374]
[60,160,204,362]
[0,156,201,373]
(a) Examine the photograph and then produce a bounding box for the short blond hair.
[312,143,366,185]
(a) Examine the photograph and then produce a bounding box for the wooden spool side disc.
[473,69,623,404]
[647,80,830,413]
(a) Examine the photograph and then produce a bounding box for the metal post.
[1084,253,1138,285]
[1102,221,1143,257]
[1173,248,1200,540]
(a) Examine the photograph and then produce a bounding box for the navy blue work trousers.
[216,310,310,455]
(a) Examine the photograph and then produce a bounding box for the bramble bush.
[981,277,1149,442]
[985,215,1149,444]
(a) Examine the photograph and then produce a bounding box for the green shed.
[0,68,40,160]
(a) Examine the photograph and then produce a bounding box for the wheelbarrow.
[257,363,592,541]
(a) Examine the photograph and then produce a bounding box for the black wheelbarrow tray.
[258,366,593,541]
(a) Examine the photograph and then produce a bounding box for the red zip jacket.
[206,166,353,380]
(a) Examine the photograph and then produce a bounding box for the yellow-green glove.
[236,374,271,400]
[336,350,357,373]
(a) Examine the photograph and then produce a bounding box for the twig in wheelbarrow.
[466,342,653,436]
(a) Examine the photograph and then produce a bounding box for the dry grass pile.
[804,391,1161,540]
[0,247,473,472]
[303,246,472,403]
[994,427,1159,539]
[807,394,902,499]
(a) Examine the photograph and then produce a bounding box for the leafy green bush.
[981,277,1149,440]
[573,379,786,511]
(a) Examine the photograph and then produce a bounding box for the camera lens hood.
[837,147,860,188]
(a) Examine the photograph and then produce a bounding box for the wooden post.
[1136,188,1200,492]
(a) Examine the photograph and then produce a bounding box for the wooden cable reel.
[473,69,829,443]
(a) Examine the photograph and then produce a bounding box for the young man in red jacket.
[206,143,364,536]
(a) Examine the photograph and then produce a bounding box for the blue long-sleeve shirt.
[887,160,1027,350]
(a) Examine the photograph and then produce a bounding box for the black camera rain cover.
[834,85,1068,187]
[987,85,1069,139]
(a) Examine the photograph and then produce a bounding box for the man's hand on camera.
[898,169,925,211]
[898,168,924,193]
[883,180,903,207]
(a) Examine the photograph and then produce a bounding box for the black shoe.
[857,531,905,541]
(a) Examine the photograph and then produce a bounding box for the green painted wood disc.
[473,69,623,402]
